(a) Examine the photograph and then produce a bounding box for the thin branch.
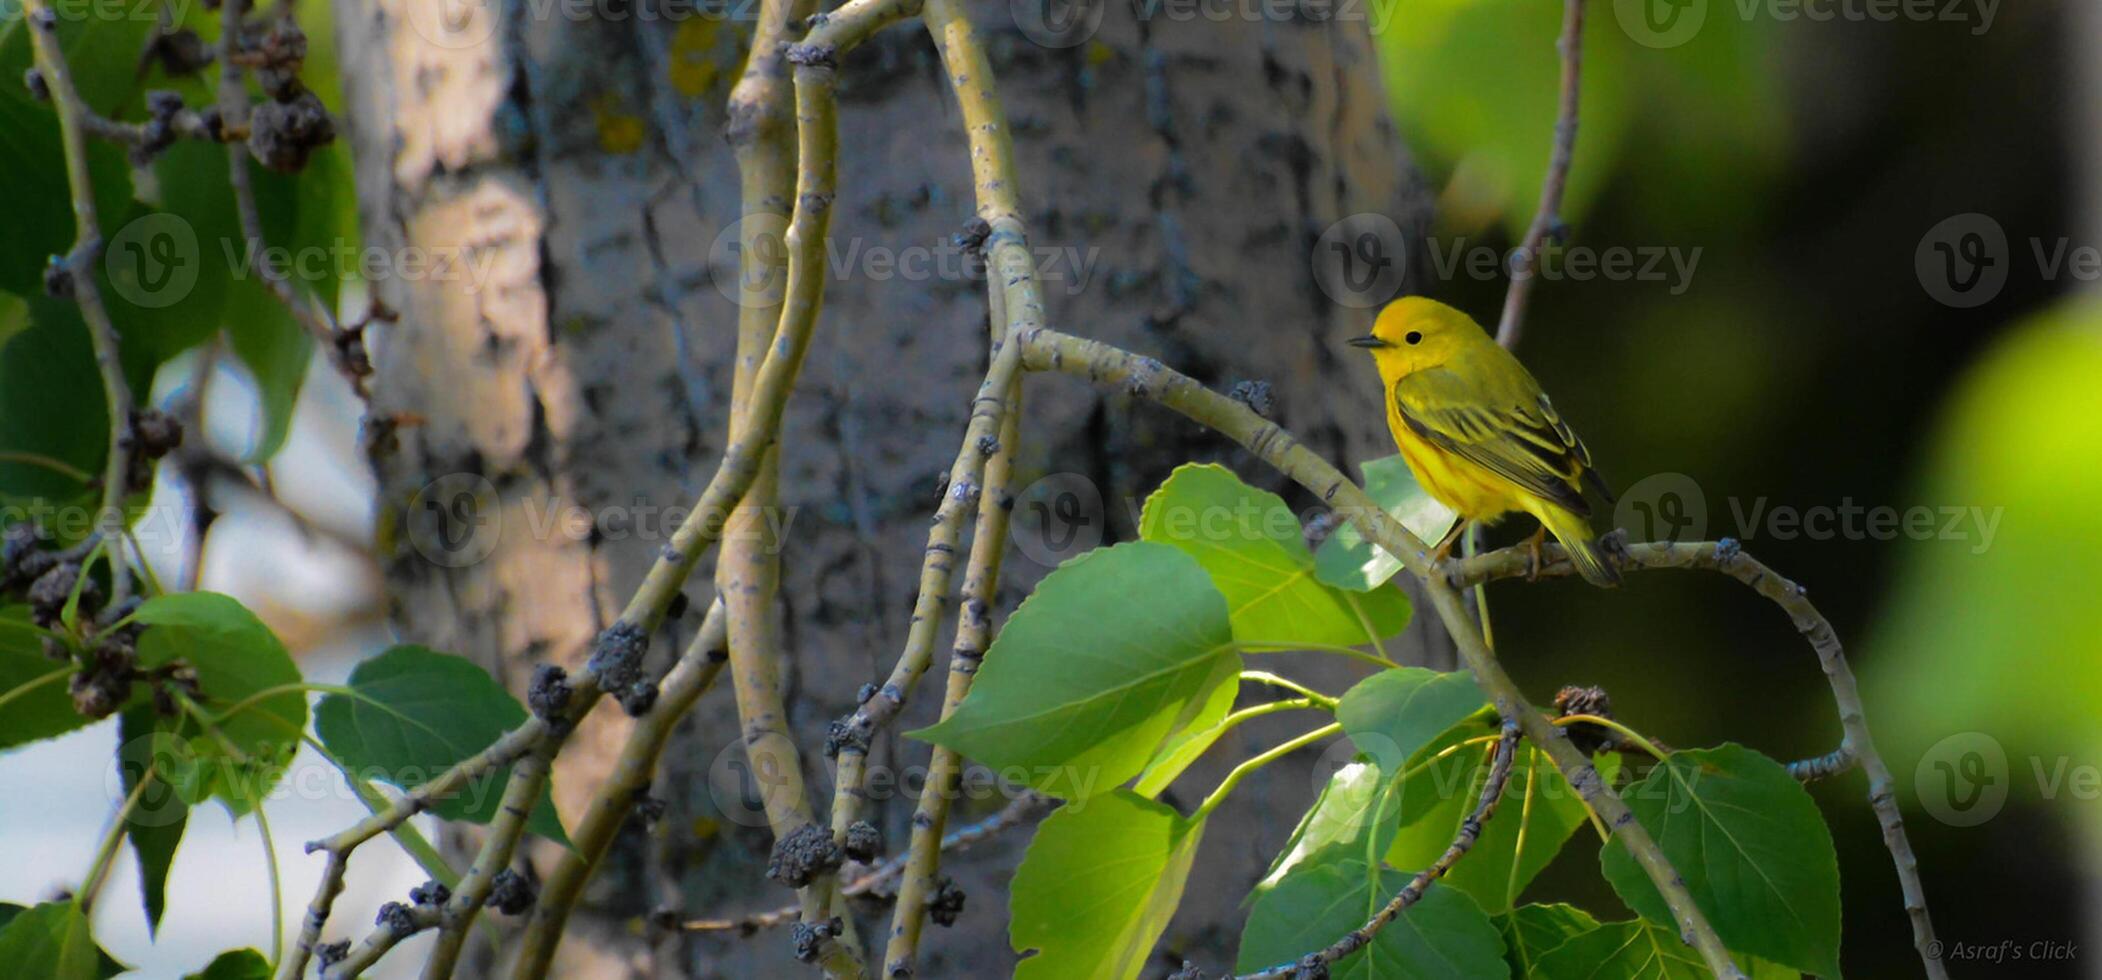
[866,3,1037,968]
[1788,746,1859,782]
[1237,724,1522,979]
[677,791,1047,934]
[510,601,729,976]
[1018,327,1744,978]
[281,851,346,980]
[419,747,550,978]
[1450,537,1945,978]
[22,0,137,604]
[884,217,1025,979]
[216,0,369,395]
[1496,0,1585,349]
[323,902,441,979]
[810,6,1038,973]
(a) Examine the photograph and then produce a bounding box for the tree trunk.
[333,0,1431,973]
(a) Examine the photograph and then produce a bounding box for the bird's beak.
[1347,335,1391,349]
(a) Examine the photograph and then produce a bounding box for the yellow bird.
[1349,297,1621,587]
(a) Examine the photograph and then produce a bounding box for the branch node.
[488,867,538,915]
[927,875,965,927]
[791,915,844,962]
[843,820,884,863]
[586,622,650,692]
[527,664,574,721]
[783,42,839,69]
[1552,685,1618,755]
[766,823,845,888]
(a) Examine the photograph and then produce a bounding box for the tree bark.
[332,0,1432,973]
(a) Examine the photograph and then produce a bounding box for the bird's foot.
[1525,526,1549,581]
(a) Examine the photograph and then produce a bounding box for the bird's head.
[1347,297,1486,380]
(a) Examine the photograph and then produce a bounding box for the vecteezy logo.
[1916,213,2009,308]
[402,0,503,51]
[709,211,791,309]
[105,213,199,309]
[1613,472,1707,544]
[1010,0,1104,49]
[1008,472,1106,568]
[405,474,502,568]
[1914,731,2007,827]
[706,738,806,828]
[1613,0,1706,48]
[1313,213,1407,310]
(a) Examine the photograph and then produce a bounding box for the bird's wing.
[1393,366,1605,516]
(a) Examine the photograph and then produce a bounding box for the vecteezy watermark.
[1915,212,2102,308]
[705,739,1080,827]
[1309,213,1702,310]
[1007,0,1399,49]
[1424,238,1701,297]
[101,212,503,310]
[1914,731,2102,828]
[1613,472,2004,554]
[1613,0,1999,49]
[706,213,1102,309]
[402,474,801,569]
[2,0,186,25]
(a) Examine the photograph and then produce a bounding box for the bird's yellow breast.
[1386,393,1530,523]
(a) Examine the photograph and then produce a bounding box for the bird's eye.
[1404,331,1423,345]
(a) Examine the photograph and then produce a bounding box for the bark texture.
[333,0,1432,973]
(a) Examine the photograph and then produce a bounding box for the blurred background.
[1388,0,2102,975]
[3,0,2099,976]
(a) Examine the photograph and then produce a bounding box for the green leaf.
[0,901,126,980]
[1598,744,1841,977]
[1497,903,1600,978]
[1010,790,1204,980]
[315,644,568,845]
[1314,455,1459,592]
[1254,759,1403,898]
[1336,667,1489,771]
[183,948,271,980]
[913,542,1237,799]
[0,15,143,297]
[133,592,306,815]
[118,704,190,935]
[0,304,108,502]
[1387,741,1618,915]
[1532,920,1707,980]
[0,607,87,751]
[1139,463,1410,647]
[1131,653,1240,799]
[224,275,312,462]
[290,142,359,312]
[1236,862,1508,979]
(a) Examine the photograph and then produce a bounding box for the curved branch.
[1496,0,1585,349]
[1018,327,1745,978]
[322,903,441,979]
[508,602,729,976]
[1450,537,1946,978]
[1237,724,1522,979]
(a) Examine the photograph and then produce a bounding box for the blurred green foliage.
[1868,303,2102,789]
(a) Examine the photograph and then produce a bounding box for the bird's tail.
[1539,507,1621,588]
